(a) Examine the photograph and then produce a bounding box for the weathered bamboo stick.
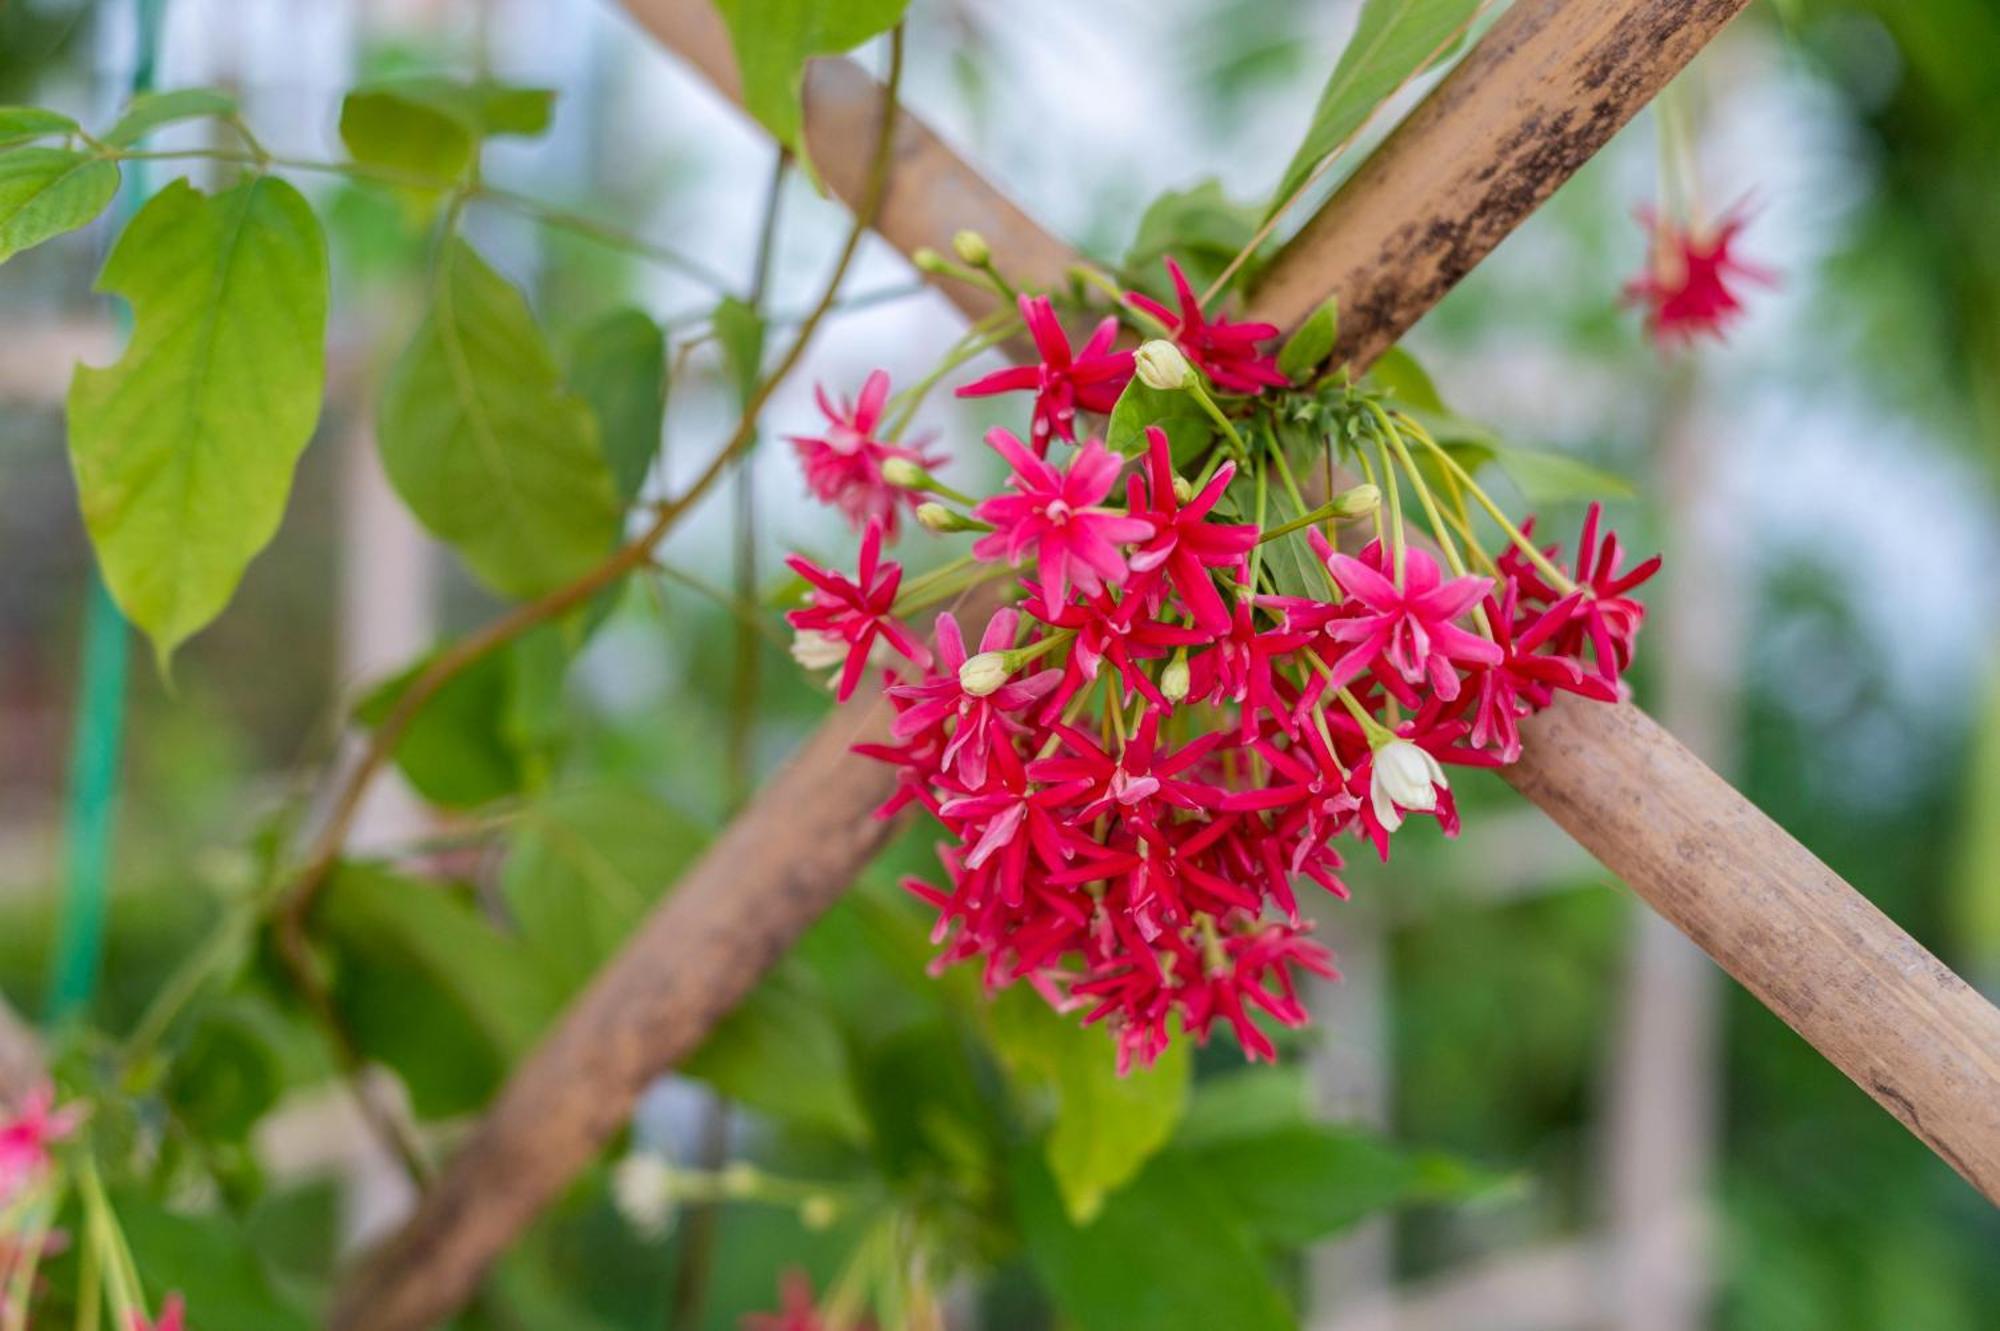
[333,0,1997,1325]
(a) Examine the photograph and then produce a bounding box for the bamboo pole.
[332,0,1999,1326]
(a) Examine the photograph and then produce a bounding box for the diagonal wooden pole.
[333,1,1999,1326]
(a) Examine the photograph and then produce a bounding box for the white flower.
[790,629,848,672]
[612,1152,677,1238]
[959,651,1011,697]
[1369,738,1447,832]
[1134,339,1196,391]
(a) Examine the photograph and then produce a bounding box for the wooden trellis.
[232,0,2000,1323]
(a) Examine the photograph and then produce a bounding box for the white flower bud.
[916,502,954,533]
[959,651,1011,697]
[1171,475,1195,504]
[790,629,847,672]
[1369,738,1448,832]
[1135,339,1196,391]
[611,1153,677,1238]
[912,246,949,273]
[1160,653,1191,703]
[880,457,928,489]
[951,229,990,266]
[1332,483,1381,519]
[720,1161,760,1197]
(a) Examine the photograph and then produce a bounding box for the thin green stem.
[1397,413,1576,592]
[883,314,1021,440]
[1374,433,1406,585]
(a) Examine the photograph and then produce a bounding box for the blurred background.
[1,0,1996,1327]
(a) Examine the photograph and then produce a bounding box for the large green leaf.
[1267,0,1480,218]
[102,87,238,146]
[568,307,667,505]
[1277,297,1339,381]
[353,641,551,808]
[67,175,327,667]
[379,239,621,598]
[501,783,708,990]
[1011,1148,1293,1331]
[988,988,1190,1224]
[1184,1122,1494,1246]
[115,1191,315,1331]
[0,147,118,262]
[685,964,870,1142]
[1124,178,1261,300]
[0,105,79,148]
[340,79,556,186]
[319,864,563,1117]
[710,0,910,160]
[1488,445,1636,504]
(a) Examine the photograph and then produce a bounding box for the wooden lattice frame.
[19,1,1985,1326]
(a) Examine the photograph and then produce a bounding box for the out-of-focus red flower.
[1624,205,1775,347]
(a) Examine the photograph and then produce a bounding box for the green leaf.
[0,147,119,262]
[339,79,556,187]
[1011,1148,1292,1331]
[1173,1065,1313,1148]
[319,864,563,1117]
[67,176,327,668]
[712,294,767,408]
[116,1193,316,1331]
[988,989,1189,1223]
[1267,0,1480,218]
[1184,1122,1494,1245]
[569,308,667,505]
[1124,179,1260,299]
[502,783,708,990]
[355,644,540,808]
[1366,344,1446,412]
[103,87,239,146]
[379,239,621,598]
[1277,296,1339,381]
[1488,445,1635,504]
[1106,376,1213,467]
[163,999,286,1143]
[0,105,79,148]
[685,964,870,1141]
[710,0,910,159]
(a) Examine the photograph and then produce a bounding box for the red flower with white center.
[887,609,1058,789]
[1125,257,1289,394]
[784,521,930,702]
[1310,534,1502,701]
[1029,708,1225,824]
[972,430,1153,605]
[789,370,941,539]
[0,1083,81,1205]
[1022,582,1207,719]
[130,1294,186,1331]
[1623,204,1776,348]
[1468,585,1604,762]
[1124,427,1259,634]
[955,294,1134,452]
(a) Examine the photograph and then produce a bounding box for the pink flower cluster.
[785,261,1654,1070]
[0,1083,79,1207]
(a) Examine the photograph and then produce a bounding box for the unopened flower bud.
[1171,475,1195,504]
[912,247,949,274]
[1135,339,1196,391]
[881,457,928,489]
[1161,651,1191,703]
[800,1194,840,1231]
[1369,737,1448,833]
[720,1161,760,1197]
[959,651,1010,697]
[1331,483,1381,519]
[951,229,990,267]
[611,1153,677,1238]
[790,629,847,671]
[916,502,955,533]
